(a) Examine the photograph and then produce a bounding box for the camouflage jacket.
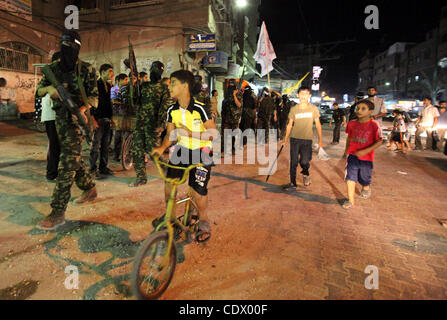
[137,80,171,130]
[258,96,275,119]
[194,91,212,115]
[223,91,243,125]
[36,60,98,120]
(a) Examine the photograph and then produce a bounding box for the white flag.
[253,21,277,77]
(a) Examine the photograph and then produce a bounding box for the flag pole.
[264,22,271,90]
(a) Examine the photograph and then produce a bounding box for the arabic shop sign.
[187,34,216,52]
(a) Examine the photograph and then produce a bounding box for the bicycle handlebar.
[152,153,204,186]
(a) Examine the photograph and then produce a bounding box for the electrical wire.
[0,8,207,33]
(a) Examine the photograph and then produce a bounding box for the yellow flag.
[282,72,310,95]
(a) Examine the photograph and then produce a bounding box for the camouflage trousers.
[51,119,95,215]
[256,116,271,143]
[132,124,156,182]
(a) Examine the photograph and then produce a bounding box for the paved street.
[0,120,446,300]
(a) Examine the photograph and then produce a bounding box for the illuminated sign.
[187,34,216,52]
[312,66,323,80]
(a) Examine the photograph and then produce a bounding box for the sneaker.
[282,183,297,190]
[129,179,147,187]
[73,186,97,205]
[99,167,114,175]
[37,213,65,230]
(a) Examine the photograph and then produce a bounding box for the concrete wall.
[0,70,40,114]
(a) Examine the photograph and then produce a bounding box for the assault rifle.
[42,65,93,144]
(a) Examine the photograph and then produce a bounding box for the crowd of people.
[33,30,446,232]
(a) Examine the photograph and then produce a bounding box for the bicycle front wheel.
[131,231,176,300]
[121,132,134,171]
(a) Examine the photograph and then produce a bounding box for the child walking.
[342,100,383,210]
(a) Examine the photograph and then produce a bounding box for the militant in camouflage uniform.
[256,88,276,143]
[221,82,243,154]
[36,31,98,230]
[193,75,213,116]
[130,61,170,187]
[240,86,257,131]
[279,95,293,140]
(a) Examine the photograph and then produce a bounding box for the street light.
[236,0,247,8]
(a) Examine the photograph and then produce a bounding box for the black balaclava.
[60,30,81,73]
[150,61,164,83]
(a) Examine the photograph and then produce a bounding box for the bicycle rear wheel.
[131,231,176,300]
[121,132,134,171]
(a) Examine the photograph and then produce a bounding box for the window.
[0,48,28,72]
[0,42,42,73]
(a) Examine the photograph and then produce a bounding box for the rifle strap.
[77,60,90,107]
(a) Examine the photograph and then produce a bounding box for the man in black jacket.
[90,63,114,177]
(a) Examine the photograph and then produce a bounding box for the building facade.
[1,0,260,116]
[358,4,447,102]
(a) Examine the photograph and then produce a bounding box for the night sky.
[259,0,446,96]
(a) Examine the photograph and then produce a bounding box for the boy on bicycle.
[152,70,216,236]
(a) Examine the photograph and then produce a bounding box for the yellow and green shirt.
[167,99,212,150]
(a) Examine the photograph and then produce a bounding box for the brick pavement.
[0,120,446,299]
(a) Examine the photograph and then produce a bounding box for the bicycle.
[131,154,211,300]
[121,131,134,170]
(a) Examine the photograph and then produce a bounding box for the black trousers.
[290,138,312,184]
[45,120,60,179]
[332,122,342,143]
[89,118,111,172]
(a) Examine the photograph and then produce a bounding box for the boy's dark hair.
[116,73,128,82]
[100,63,113,74]
[170,69,195,95]
[51,51,61,62]
[423,96,432,102]
[367,86,376,90]
[211,89,217,96]
[139,72,147,78]
[392,109,400,115]
[298,86,311,93]
[440,100,446,105]
[358,99,375,111]
[0,77,6,87]
[333,102,339,106]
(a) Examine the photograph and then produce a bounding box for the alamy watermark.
[168,128,279,176]
[364,265,379,290]
[364,5,379,30]
[64,265,79,290]
[65,5,79,30]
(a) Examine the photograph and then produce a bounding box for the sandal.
[360,189,371,199]
[196,220,211,243]
[342,200,354,210]
[282,183,297,190]
[303,175,311,187]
